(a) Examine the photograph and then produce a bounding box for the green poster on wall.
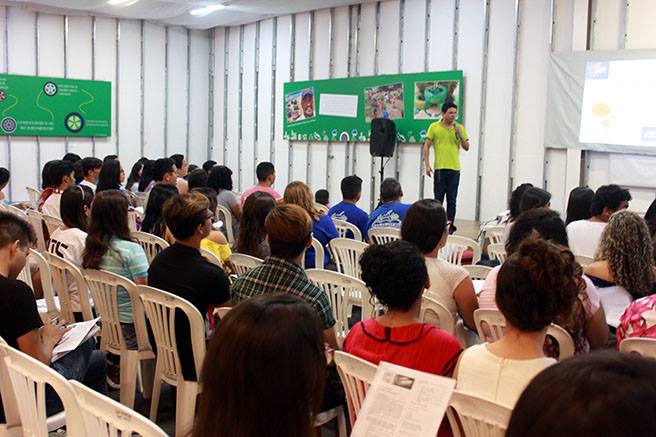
[283,70,463,143]
[0,74,111,137]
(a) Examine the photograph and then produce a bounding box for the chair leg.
[140,358,156,400]
[119,350,138,408]
[175,381,198,437]
[336,407,347,437]
[149,360,163,422]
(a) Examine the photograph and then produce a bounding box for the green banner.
[0,74,111,137]
[283,70,463,144]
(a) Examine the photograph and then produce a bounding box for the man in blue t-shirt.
[328,175,369,240]
[366,178,411,239]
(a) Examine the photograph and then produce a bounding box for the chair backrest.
[215,204,235,245]
[0,343,86,437]
[307,269,375,338]
[5,204,27,219]
[333,351,378,427]
[41,214,64,236]
[127,209,143,233]
[24,249,59,318]
[446,390,512,437]
[462,264,493,280]
[474,308,506,342]
[574,254,594,267]
[368,227,401,245]
[332,218,363,241]
[420,295,455,334]
[230,253,263,276]
[440,235,482,265]
[487,243,507,263]
[0,336,21,430]
[69,380,168,437]
[137,285,206,383]
[619,337,656,359]
[214,306,231,319]
[330,238,368,280]
[83,269,152,355]
[132,231,169,264]
[25,209,47,251]
[302,237,325,270]
[200,247,224,268]
[42,251,94,322]
[546,324,575,360]
[485,226,505,245]
[26,186,41,210]
[314,202,329,215]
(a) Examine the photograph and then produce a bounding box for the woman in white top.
[47,185,94,320]
[400,199,478,330]
[455,237,582,408]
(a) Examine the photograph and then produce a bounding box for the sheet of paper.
[51,317,100,362]
[351,361,455,437]
[319,93,359,118]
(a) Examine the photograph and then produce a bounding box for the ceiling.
[5,0,369,29]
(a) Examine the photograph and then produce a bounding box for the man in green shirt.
[422,102,470,233]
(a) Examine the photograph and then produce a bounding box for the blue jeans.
[47,338,107,415]
[434,169,460,225]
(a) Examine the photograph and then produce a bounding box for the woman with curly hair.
[585,210,656,334]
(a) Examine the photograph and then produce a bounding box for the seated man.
[566,184,631,257]
[170,153,189,194]
[0,211,106,420]
[231,204,338,350]
[328,175,369,239]
[240,162,281,206]
[366,177,411,238]
[78,157,103,193]
[148,192,231,381]
[41,160,75,219]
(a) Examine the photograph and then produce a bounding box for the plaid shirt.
[231,256,336,329]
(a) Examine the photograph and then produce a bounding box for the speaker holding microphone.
[369,118,397,157]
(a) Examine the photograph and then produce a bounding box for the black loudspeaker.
[370,118,397,157]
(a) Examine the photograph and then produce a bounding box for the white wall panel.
[93,17,118,159]
[256,19,273,166]
[455,0,485,220]
[226,26,241,187]
[66,16,94,158]
[7,7,38,200]
[240,24,256,186]
[428,0,456,72]
[290,13,311,185]
[591,0,624,50]
[273,15,292,190]
[212,27,226,163]
[165,26,188,156]
[142,22,165,159]
[37,14,66,173]
[625,0,656,49]
[117,19,141,169]
[189,29,210,166]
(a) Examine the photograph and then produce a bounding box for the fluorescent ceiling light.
[107,0,139,5]
[190,4,226,16]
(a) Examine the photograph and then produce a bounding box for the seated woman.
[284,181,338,269]
[192,187,234,272]
[192,295,326,437]
[401,199,478,336]
[344,240,462,376]
[455,237,579,408]
[507,351,656,437]
[478,208,608,354]
[235,191,276,259]
[501,183,533,243]
[208,165,241,239]
[140,183,178,238]
[47,185,94,320]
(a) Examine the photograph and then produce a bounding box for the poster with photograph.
[285,87,316,124]
[413,80,459,120]
[364,82,405,122]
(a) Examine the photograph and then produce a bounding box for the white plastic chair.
[314,202,329,215]
[230,253,263,276]
[574,254,594,267]
[619,337,656,359]
[25,209,47,251]
[137,285,206,437]
[420,295,455,334]
[368,227,401,244]
[69,380,168,437]
[332,218,363,241]
[546,323,575,359]
[333,351,378,427]
[132,231,169,264]
[215,204,235,245]
[307,269,375,338]
[83,269,155,408]
[440,235,482,265]
[214,306,232,319]
[128,209,143,233]
[463,264,493,280]
[330,238,368,280]
[0,336,24,435]
[42,251,94,322]
[446,390,512,437]
[29,249,60,319]
[487,243,507,263]
[485,225,505,245]
[26,186,41,210]
[200,247,224,268]
[0,342,85,437]
[4,204,27,219]
[302,237,325,269]
[41,214,63,236]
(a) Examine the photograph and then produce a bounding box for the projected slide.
[579,59,656,147]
